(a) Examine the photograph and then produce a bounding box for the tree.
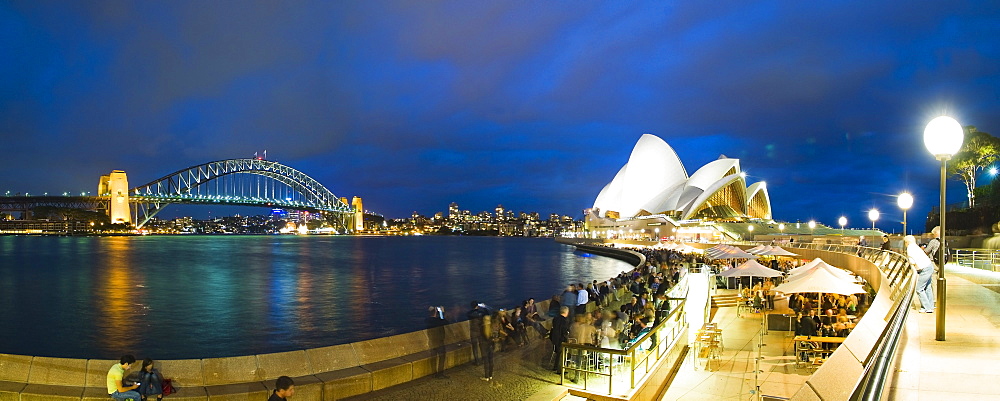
[948,126,1000,208]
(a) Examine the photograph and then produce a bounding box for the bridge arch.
[129,158,353,229]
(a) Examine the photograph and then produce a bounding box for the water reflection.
[0,236,631,358]
[97,238,141,354]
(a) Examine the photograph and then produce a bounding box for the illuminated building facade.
[586,134,773,241]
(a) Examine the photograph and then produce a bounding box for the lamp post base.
[936,276,947,341]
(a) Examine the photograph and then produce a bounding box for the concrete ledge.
[306,344,361,374]
[158,358,206,387]
[19,384,84,400]
[444,343,472,367]
[153,385,208,400]
[806,348,864,401]
[0,380,26,401]
[361,357,412,391]
[27,357,88,386]
[256,350,311,381]
[402,349,442,380]
[203,355,259,386]
[83,359,116,388]
[315,367,371,400]
[204,381,269,401]
[0,354,32,382]
[81,386,113,401]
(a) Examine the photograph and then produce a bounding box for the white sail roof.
[592,134,772,221]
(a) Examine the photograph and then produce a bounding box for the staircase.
[711,294,741,308]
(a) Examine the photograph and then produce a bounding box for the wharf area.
[353,263,1000,401]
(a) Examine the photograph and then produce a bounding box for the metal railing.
[559,277,689,396]
[952,248,1000,272]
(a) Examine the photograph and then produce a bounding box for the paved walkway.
[342,337,570,401]
[660,294,813,401]
[889,264,1000,400]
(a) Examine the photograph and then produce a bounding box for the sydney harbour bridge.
[0,158,360,231]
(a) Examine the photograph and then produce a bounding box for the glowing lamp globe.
[868,209,880,222]
[923,116,964,158]
[808,221,816,229]
[897,193,914,210]
[838,216,847,227]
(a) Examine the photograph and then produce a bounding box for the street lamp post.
[747,224,754,240]
[838,216,847,231]
[808,220,816,235]
[898,192,914,235]
[924,115,964,341]
[868,209,879,230]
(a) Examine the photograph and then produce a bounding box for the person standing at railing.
[923,227,941,257]
[567,315,597,383]
[467,301,488,366]
[550,306,570,374]
[905,235,936,313]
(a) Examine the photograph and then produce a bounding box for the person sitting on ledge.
[137,358,165,401]
[268,376,295,400]
[107,354,141,401]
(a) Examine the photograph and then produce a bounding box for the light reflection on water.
[0,236,631,359]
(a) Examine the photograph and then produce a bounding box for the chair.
[796,341,817,367]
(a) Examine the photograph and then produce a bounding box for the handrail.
[852,279,913,400]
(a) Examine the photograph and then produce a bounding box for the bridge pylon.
[99,170,131,225]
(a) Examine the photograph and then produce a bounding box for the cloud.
[1,0,999,224]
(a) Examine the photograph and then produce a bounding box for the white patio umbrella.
[720,259,783,277]
[786,258,854,282]
[773,266,865,295]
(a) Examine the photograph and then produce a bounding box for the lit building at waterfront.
[586,134,774,241]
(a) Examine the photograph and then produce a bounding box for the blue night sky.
[2,1,999,231]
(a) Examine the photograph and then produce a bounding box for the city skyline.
[2,2,1000,231]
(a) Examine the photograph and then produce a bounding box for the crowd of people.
[461,245,692,382]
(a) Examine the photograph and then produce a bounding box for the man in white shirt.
[576,283,589,315]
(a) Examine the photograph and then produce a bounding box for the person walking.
[905,235,936,313]
[480,310,498,381]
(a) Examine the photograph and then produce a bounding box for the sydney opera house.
[585,134,773,241]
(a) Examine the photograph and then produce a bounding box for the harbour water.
[0,235,631,359]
